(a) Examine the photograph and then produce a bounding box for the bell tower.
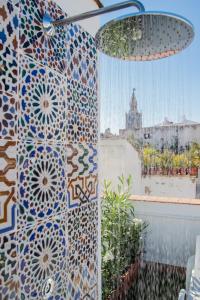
[126,88,142,131]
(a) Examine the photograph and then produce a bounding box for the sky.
[99,0,200,133]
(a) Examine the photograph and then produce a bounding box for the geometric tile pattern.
[0,0,99,297]
[67,143,98,178]
[19,0,46,64]
[66,47,97,90]
[0,140,17,235]
[0,91,18,139]
[0,233,19,300]
[18,55,46,141]
[18,55,67,141]
[67,260,98,300]
[66,23,97,60]
[19,0,67,73]
[18,142,66,226]
[0,1,18,54]
[67,143,98,207]
[67,174,98,208]
[67,202,98,271]
[67,111,98,144]
[18,216,66,299]
[46,69,67,141]
[45,0,67,73]
[0,48,18,96]
[67,79,98,118]
[0,0,19,96]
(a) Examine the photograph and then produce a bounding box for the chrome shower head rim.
[95,10,195,61]
[106,10,195,30]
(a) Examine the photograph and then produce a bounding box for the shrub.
[101,175,147,299]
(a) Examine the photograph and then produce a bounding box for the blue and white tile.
[18,215,67,299]
[17,141,67,227]
[0,232,19,300]
[66,23,97,60]
[0,90,18,140]
[67,78,98,118]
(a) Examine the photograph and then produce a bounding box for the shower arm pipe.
[52,0,145,27]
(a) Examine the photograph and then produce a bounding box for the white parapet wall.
[99,138,142,194]
[132,195,200,267]
[141,175,197,199]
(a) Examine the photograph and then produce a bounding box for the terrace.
[100,138,200,299]
[101,189,200,300]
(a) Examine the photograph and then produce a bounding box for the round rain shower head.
[95,11,195,61]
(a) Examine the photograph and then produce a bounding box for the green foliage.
[189,143,200,167]
[101,175,146,299]
[143,146,160,168]
[142,143,200,169]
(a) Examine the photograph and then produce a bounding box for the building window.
[144,133,151,139]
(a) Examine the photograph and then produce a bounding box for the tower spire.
[130,88,138,112]
[126,88,142,131]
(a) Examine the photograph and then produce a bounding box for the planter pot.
[171,168,177,176]
[152,167,157,175]
[150,167,154,175]
[190,167,198,177]
[155,167,159,175]
[107,260,140,300]
[168,168,172,176]
[162,168,168,175]
[177,168,181,175]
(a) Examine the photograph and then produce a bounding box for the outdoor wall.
[99,138,142,194]
[142,175,197,199]
[100,138,197,198]
[132,196,200,268]
[0,0,99,299]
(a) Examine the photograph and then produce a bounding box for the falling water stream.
[99,1,199,299]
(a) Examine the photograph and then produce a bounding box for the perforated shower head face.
[95,12,194,61]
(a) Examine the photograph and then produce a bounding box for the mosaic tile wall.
[0,0,99,299]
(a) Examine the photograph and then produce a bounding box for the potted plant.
[160,149,171,175]
[142,146,159,176]
[178,153,189,175]
[189,143,200,176]
[172,154,179,176]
